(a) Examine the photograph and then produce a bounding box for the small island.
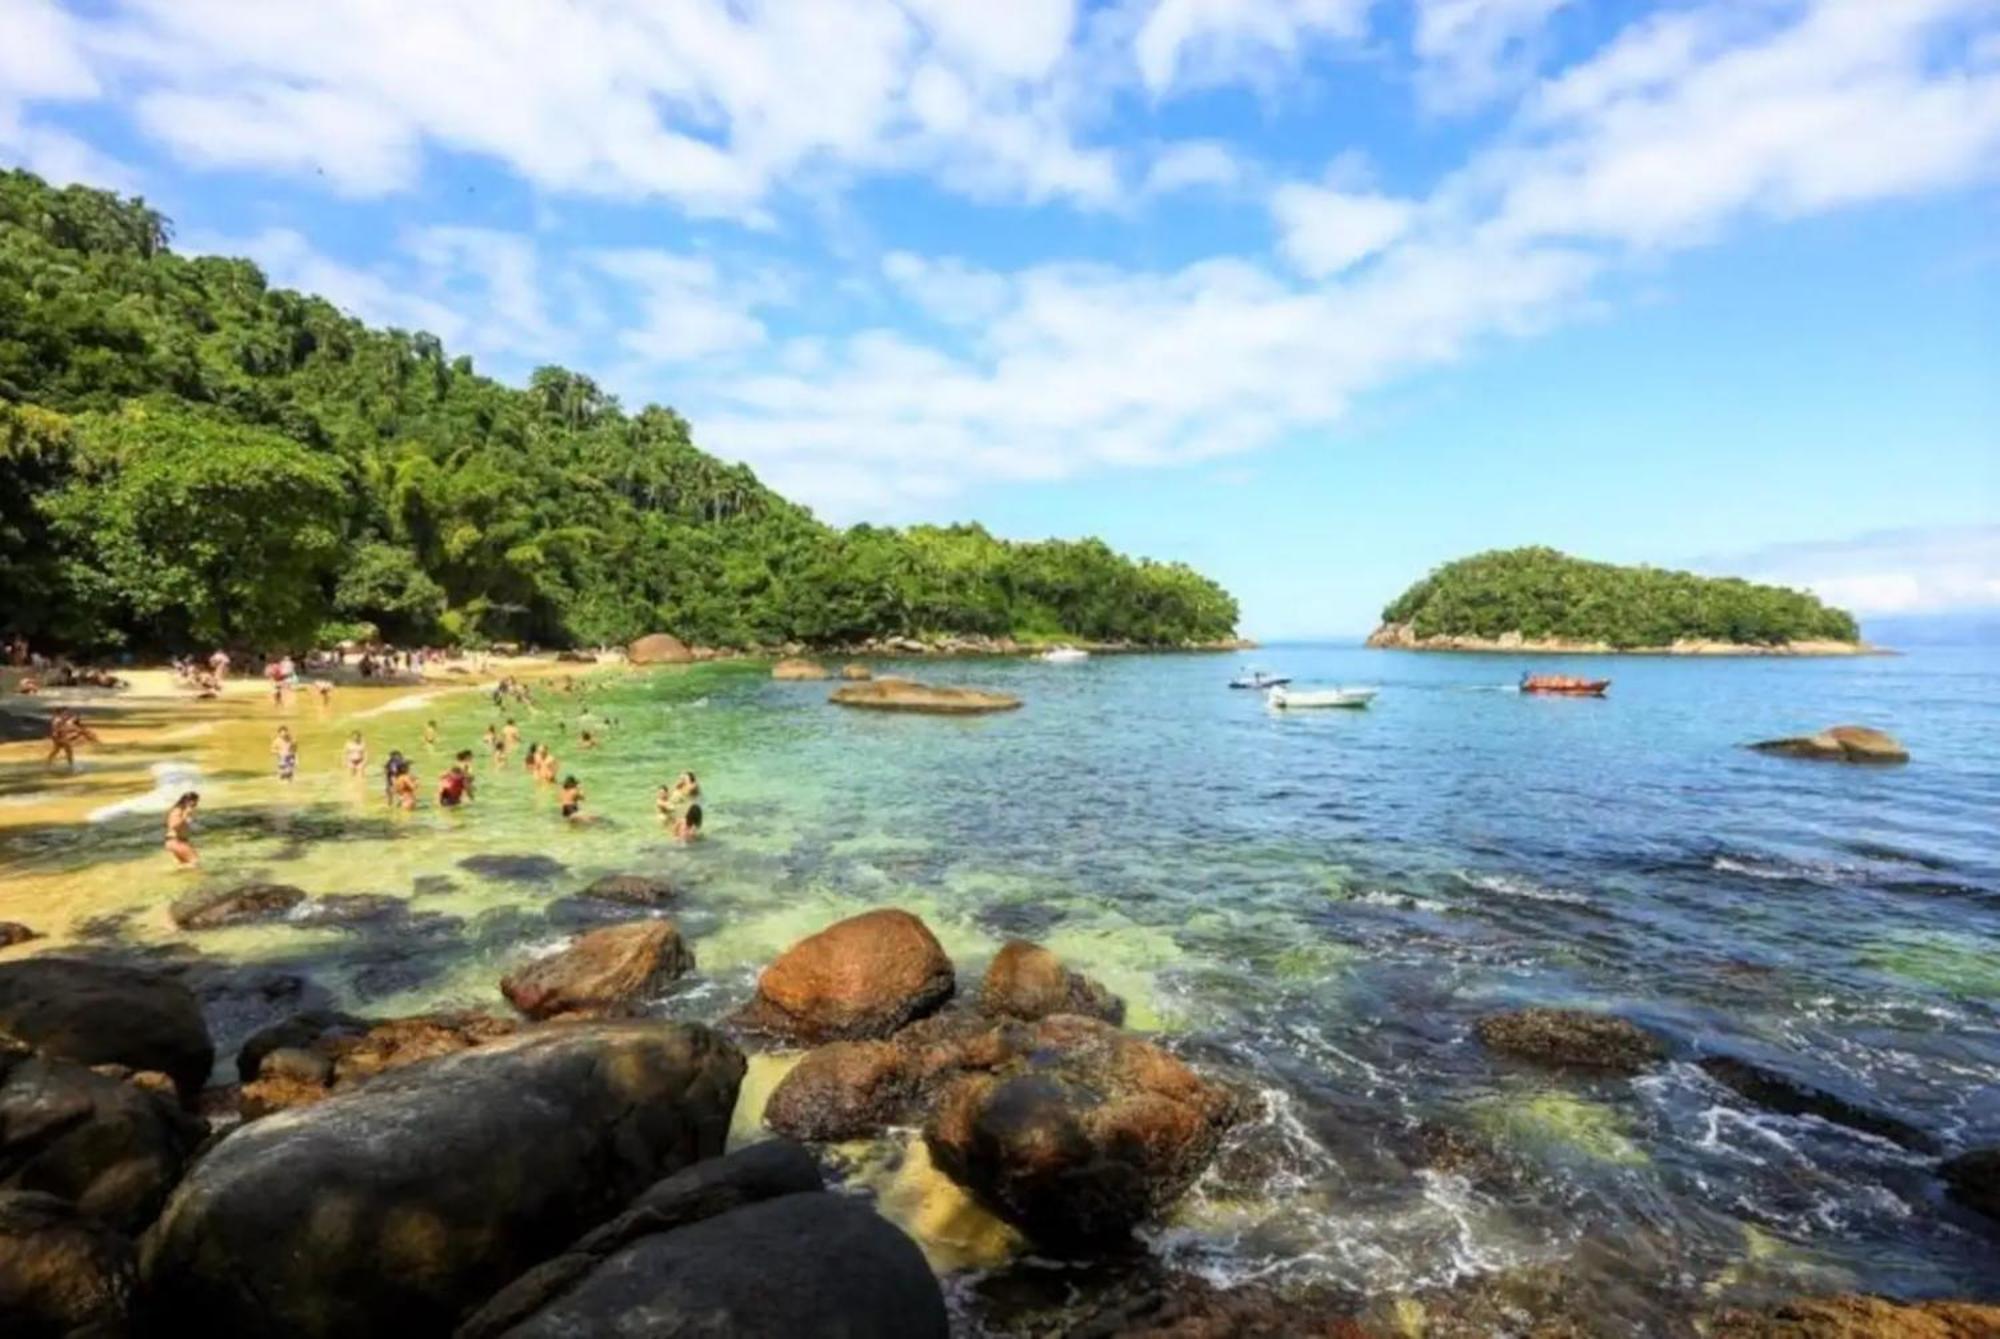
[1368,547,1875,655]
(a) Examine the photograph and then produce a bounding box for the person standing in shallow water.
[164,792,199,868]
[558,775,584,822]
[422,720,439,752]
[271,726,297,783]
[343,730,367,778]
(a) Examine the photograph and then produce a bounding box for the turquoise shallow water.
[5,645,1999,1323]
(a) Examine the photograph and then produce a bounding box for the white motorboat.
[1267,685,1376,709]
[1040,645,1089,663]
[1229,669,1291,689]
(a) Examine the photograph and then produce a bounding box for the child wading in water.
[164,792,200,868]
[344,731,367,778]
[558,775,585,822]
[271,727,298,782]
[422,720,439,752]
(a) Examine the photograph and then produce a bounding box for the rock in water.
[0,1047,205,1233]
[579,873,678,907]
[736,909,955,1042]
[980,940,1125,1025]
[169,882,308,929]
[235,1011,519,1117]
[924,1015,1241,1251]
[1710,1294,2000,1337]
[501,922,695,1019]
[1748,725,1910,763]
[1474,1008,1666,1075]
[0,1189,138,1337]
[829,678,1022,714]
[141,1021,745,1338]
[0,958,214,1103]
[0,923,41,949]
[458,854,568,884]
[1940,1147,2000,1221]
[1698,1055,1935,1152]
[772,657,831,680]
[466,1190,946,1339]
[626,633,693,665]
[840,662,873,680]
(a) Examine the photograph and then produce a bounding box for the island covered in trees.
[1368,547,1868,654]
[0,169,1239,656]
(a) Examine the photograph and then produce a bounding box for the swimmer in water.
[422,719,439,752]
[672,802,703,843]
[668,770,699,804]
[656,784,676,825]
[343,730,367,777]
[579,729,598,750]
[271,726,298,782]
[503,718,521,754]
[437,765,469,808]
[164,791,200,868]
[393,763,419,811]
[558,775,584,822]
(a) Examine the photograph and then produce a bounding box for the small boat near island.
[1519,673,1610,696]
[1040,645,1089,663]
[1230,669,1291,689]
[1267,685,1377,709]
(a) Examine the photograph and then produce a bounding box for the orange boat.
[1520,673,1610,696]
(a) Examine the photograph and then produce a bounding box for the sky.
[1,0,1996,639]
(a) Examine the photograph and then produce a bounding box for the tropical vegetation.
[1378,547,1860,647]
[0,169,1238,654]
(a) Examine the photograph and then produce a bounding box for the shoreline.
[1363,624,1888,657]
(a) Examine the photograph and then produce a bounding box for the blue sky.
[2,0,1996,637]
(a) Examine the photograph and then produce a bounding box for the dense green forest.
[1378,547,1860,647]
[0,169,1237,654]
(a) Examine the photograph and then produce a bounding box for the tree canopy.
[1379,546,1860,647]
[0,168,1238,653]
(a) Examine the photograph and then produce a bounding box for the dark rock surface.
[0,924,41,950]
[1473,1008,1666,1075]
[980,940,1125,1024]
[458,854,568,883]
[168,882,307,930]
[0,1189,137,1338]
[0,958,213,1103]
[580,874,678,907]
[501,922,694,1020]
[1940,1146,2000,1222]
[1699,1055,1936,1152]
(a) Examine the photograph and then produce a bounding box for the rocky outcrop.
[0,1189,137,1338]
[771,657,830,680]
[0,1046,205,1233]
[1749,725,1910,763]
[0,959,214,1104]
[924,1014,1242,1251]
[235,1010,518,1117]
[626,633,693,665]
[1940,1147,2000,1221]
[1699,1055,1934,1152]
[141,1021,745,1338]
[0,924,40,950]
[762,1011,991,1142]
[1474,1008,1665,1075]
[829,677,1022,714]
[980,941,1125,1024]
[168,882,307,930]
[1368,622,1876,657]
[500,922,694,1020]
[735,909,955,1043]
[458,854,567,883]
[1710,1294,2000,1337]
[840,662,873,680]
[578,873,678,907]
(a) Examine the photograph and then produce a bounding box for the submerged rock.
[736,908,955,1042]
[0,1046,205,1233]
[772,657,830,680]
[500,921,695,1020]
[840,662,873,680]
[578,873,678,906]
[458,853,568,883]
[924,1014,1242,1251]
[830,678,1022,714]
[627,633,693,665]
[168,882,307,930]
[141,1021,745,1339]
[0,1189,137,1338]
[288,893,410,926]
[1749,725,1910,763]
[980,940,1125,1025]
[1699,1055,1935,1152]
[0,958,213,1104]
[1474,1007,1666,1075]
[1940,1147,2000,1222]
[1710,1294,2000,1337]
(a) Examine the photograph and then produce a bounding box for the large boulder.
[1710,1294,2000,1337]
[0,1047,205,1233]
[1474,1008,1665,1075]
[579,873,678,907]
[763,1011,994,1142]
[462,1184,946,1339]
[169,882,307,930]
[235,1010,518,1118]
[772,658,830,681]
[981,941,1125,1025]
[1699,1055,1934,1152]
[1940,1146,2000,1221]
[501,922,694,1020]
[830,678,1021,715]
[1749,725,1909,763]
[0,959,214,1103]
[0,1189,137,1338]
[735,909,955,1043]
[924,1014,1242,1251]
[626,634,693,665]
[141,1021,745,1338]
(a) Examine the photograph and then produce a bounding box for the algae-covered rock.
[1474,1007,1665,1074]
[830,678,1021,715]
[979,940,1125,1025]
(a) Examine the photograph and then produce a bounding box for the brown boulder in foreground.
[627,633,693,665]
[1710,1294,2000,1337]
[830,677,1021,714]
[981,941,1125,1024]
[501,921,695,1020]
[236,1010,518,1117]
[772,657,830,680]
[1474,1007,1665,1074]
[0,958,214,1104]
[735,909,955,1042]
[0,1189,138,1337]
[1749,724,1909,763]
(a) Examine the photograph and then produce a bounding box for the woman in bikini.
[343,730,367,778]
[164,792,200,868]
[271,726,298,783]
[672,802,703,844]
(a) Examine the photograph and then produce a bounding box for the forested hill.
[1373,547,1861,649]
[0,169,1238,654]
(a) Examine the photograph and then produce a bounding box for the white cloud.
[1712,525,2000,615]
[1270,185,1415,275]
[1144,139,1245,194]
[1133,0,1371,96]
[1413,0,1571,112]
[589,250,770,363]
